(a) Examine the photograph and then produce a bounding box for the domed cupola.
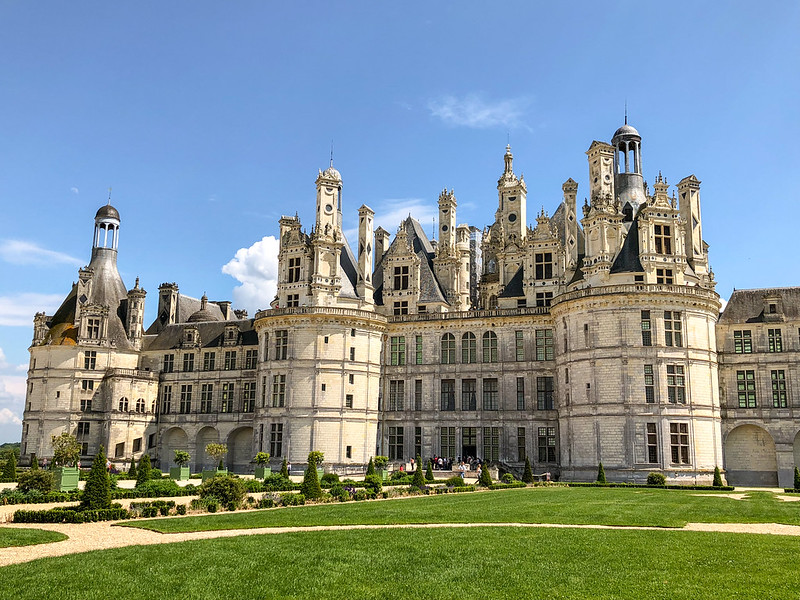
[187,294,221,323]
[611,119,645,215]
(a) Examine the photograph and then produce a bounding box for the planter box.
[201,469,229,482]
[54,466,79,492]
[316,467,325,479]
[170,466,190,481]
[255,466,272,479]
[377,469,388,481]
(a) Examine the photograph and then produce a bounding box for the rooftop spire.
[107,187,112,205]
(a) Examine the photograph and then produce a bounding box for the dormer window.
[393,266,409,290]
[654,225,672,254]
[288,257,301,283]
[87,318,101,339]
[535,253,553,279]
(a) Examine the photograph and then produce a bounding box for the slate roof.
[143,319,258,351]
[610,217,645,274]
[339,232,360,300]
[498,266,525,298]
[719,287,800,324]
[145,294,228,335]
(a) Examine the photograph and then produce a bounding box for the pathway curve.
[4,519,800,567]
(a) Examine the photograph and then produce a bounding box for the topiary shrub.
[596,462,607,484]
[135,455,152,488]
[412,454,425,489]
[444,475,464,487]
[17,470,54,494]
[176,504,187,515]
[795,466,800,492]
[364,473,382,494]
[478,464,493,487]
[501,473,516,484]
[134,479,183,497]
[425,460,434,482]
[263,473,294,491]
[713,466,724,488]
[300,452,323,500]
[320,472,340,486]
[174,451,191,467]
[366,457,375,477]
[646,472,666,486]
[128,458,137,479]
[199,476,246,509]
[30,455,39,471]
[1,453,17,482]
[522,457,534,484]
[373,456,388,470]
[81,446,112,510]
[280,458,289,478]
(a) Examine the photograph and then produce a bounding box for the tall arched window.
[136,398,145,413]
[483,331,498,363]
[118,397,129,412]
[462,332,477,363]
[441,333,456,364]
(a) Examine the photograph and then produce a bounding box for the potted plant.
[202,443,228,482]
[374,455,389,481]
[309,450,325,478]
[253,452,271,479]
[170,450,191,481]
[51,432,81,491]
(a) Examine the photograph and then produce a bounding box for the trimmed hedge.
[566,482,735,491]
[0,489,80,505]
[489,482,527,490]
[14,507,130,523]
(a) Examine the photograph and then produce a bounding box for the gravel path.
[3,519,800,567]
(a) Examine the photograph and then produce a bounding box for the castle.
[19,122,800,487]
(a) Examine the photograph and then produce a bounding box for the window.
[288,256,301,283]
[286,294,299,308]
[272,375,286,407]
[538,427,556,462]
[515,330,525,361]
[535,292,553,307]
[80,397,92,412]
[535,252,553,279]
[390,336,406,366]
[440,427,455,460]
[441,379,455,411]
[517,299,527,308]
[669,423,690,464]
[414,427,422,459]
[77,421,90,438]
[393,265,409,290]
[654,224,672,254]
[768,329,783,353]
[483,427,499,462]
[482,331,498,363]
[462,427,476,456]
[114,442,124,458]
[244,349,258,369]
[135,398,145,413]
[345,394,353,408]
[461,332,476,363]
[516,377,525,410]
[351,328,356,337]
[87,317,101,339]
[324,336,329,344]
[389,426,404,460]
[163,354,174,373]
[389,380,405,411]
[461,379,476,410]
[118,397,129,412]
[656,268,674,285]
[535,329,554,361]
[183,353,194,372]
[200,384,214,413]
[441,333,456,364]
[349,347,356,361]
[393,301,409,315]
[641,311,652,346]
[736,370,756,408]
[221,382,235,412]
[644,365,655,403]
[179,384,192,414]
[646,423,658,463]
[667,365,686,404]
[81,379,94,391]
[415,335,423,364]
[537,377,554,410]
[161,386,172,414]
[84,351,97,370]
[733,331,752,354]
[482,378,498,410]
[565,368,569,384]
[348,374,354,385]
[224,351,237,370]
[584,324,590,347]
[418,305,427,313]
[346,446,352,459]
[275,330,288,360]
[203,351,216,371]
[772,370,787,408]
[270,423,283,457]
[242,381,256,412]
[148,433,156,449]
[414,379,423,411]
[517,427,527,461]
[664,311,682,347]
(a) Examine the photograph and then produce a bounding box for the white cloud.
[428,94,531,130]
[0,408,21,426]
[221,236,280,314]
[0,293,64,327]
[70,187,79,195]
[0,240,82,267]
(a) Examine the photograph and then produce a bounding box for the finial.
[330,140,334,167]
[134,276,139,289]
[107,187,112,205]
[624,100,627,125]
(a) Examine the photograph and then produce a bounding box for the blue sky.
[0,2,798,442]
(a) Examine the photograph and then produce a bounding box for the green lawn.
[123,486,800,533]
[0,528,67,548]
[3,526,800,599]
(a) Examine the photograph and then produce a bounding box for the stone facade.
[18,122,800,486]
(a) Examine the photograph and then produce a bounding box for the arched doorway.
[228,427,254,474]
[724,425,778,486]
[161,427,189,471]
[196,427,219,472]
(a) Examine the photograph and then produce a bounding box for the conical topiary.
[596,462,607,484]
[366,457,375,477]
[81,446,111,510]
[30,455,39,471]
[425,459,434,482]
[128,457,137,478]
[794,466,800,492]
[522,457,533,484]
[2,453,17,482]
[412,454,425,489]
[280,458,289,478]
[300,452,323,499]
[713,466,723,488]
[478,463,493,487]
[136,454,152,488]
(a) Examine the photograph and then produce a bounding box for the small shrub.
[81,446,112,510]
[199,476,246,509]
[258,495,275,509]
[412,454,425,489]
[280,493,305,506]
[501,473,515,484]
[522,457,534,484]
[176,504,187,515]
[16,470,54,494]
[127,458,137,478]
[1,453,17,482]
[320,473,340,486]
[354,489,368,501]
[140,506,159,518]
[242,479,264,493]
[714,466,724,488]
[364,473,382,494]
[280,458,289,478]
[647,472,666,486]
[300,452,323,500]
[478,465,493,487]
[596,462,607,484]
[134,479,183,497]
[425,460,434,482]
[444,475,465,487]
[373,456,388,470]
[795,466,800,492]
[390,470,408,481]
[135,455,152,488]
[30,455,39,470]
[366,457,375,477]
[263,473,295,491]
[206,500,218,513]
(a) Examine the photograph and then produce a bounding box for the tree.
[411,454,425,489]
[596,462,607,484]
[366,457,375,476]
[199,476,246,509]
[136,454,152,488]
[795,466,800,492]
[300,451,323,499]
[713,466,724,488]
[205,443,228,470]
[30,455,39,471]
[128,458,137,478]
[425,460,434,482]
[253,452,270,466]
[1,452,16,482]
[478,463,493,487]
[174,450,191,467]
[280,458,289,478]
[522,457,534,484]
[51,433,81,467]
[81,446,112,510]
